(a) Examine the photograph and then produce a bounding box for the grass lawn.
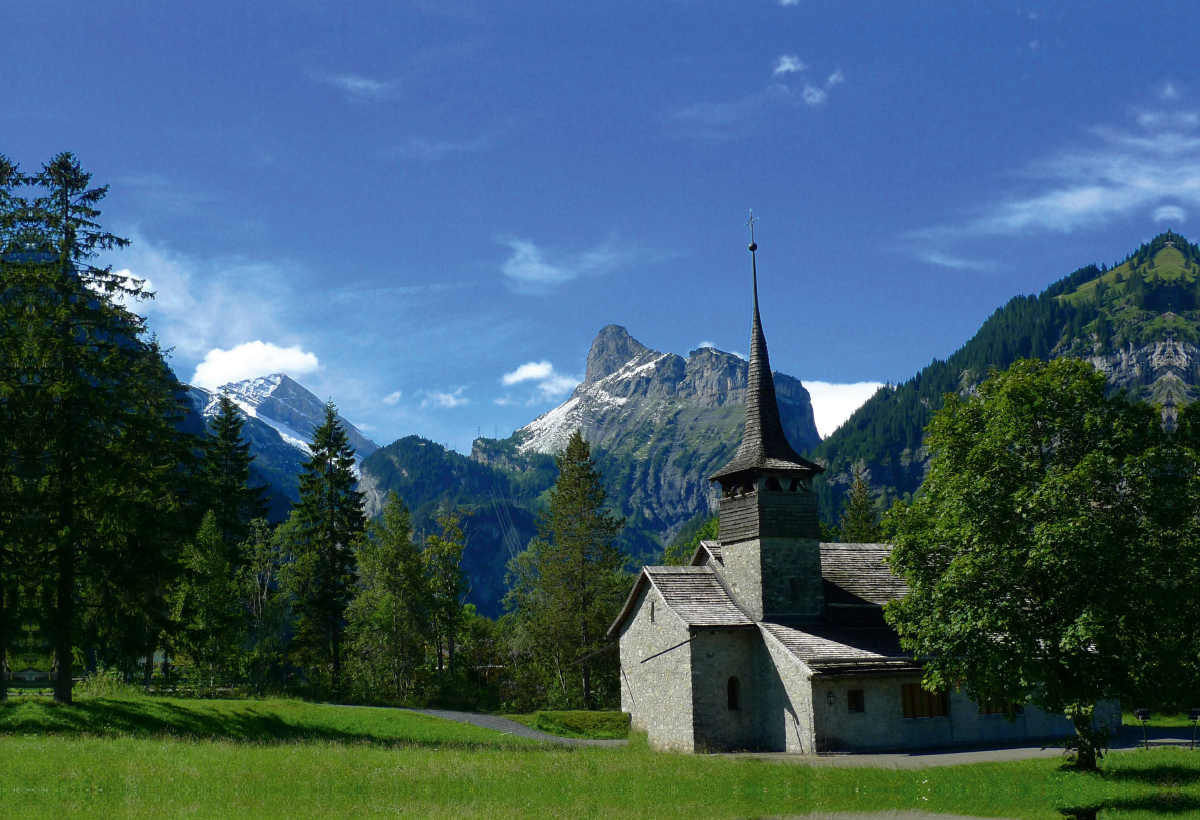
[1,697,1198,819]
[503,710,630,739]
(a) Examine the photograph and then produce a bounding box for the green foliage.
[283,401,365,695]
[345,493,429,701]
[662,512,717,565]
[235,518,290,693]
[504,431,629,710]
[169,512,242,689]
[884,358,1169,770]
[838,465,883,542]
[423,507,468,674]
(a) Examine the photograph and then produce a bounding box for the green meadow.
[1,697,1198,819]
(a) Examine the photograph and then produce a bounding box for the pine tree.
[199,393,268,563]
[284,401,364,695]
[424,507,467,674]
[504,430,628,709]
[344,492,429,700]
[237,518,290,693]
[839,465,883,543]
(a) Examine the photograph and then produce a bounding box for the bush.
[531,710,629,739]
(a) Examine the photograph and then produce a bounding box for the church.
[608,238,1121,754]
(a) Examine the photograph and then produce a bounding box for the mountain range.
[188,232,1200,616]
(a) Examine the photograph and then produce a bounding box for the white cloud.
[774,55,806,75]
[1162,83,1181,100]
[502,361,555,385]
[310,71,398,100]
[802,85,827,106]
[421,388,468,409]
[501,360,580,400]
[382,390,403,405]
[500,238,633,294]
[915,251,995,271]
[1154,205,1187,223]
[696,340,717,350]
[192,342,319,390]
[778,0,799,5]
[827,68,845,87]
[803,381,885,439]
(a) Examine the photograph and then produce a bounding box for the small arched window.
[727,676,741,711]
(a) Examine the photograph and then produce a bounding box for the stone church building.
[608,245,1120,754]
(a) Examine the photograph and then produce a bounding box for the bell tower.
[709,217,825,622]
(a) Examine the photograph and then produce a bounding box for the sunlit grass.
[1,698,1198,819]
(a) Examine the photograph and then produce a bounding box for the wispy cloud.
[501,360,579,401]
[911,105,1200,252]
[774,55,806,75]
[391,135,492,162]
[777,0,800,5]
[309,71,399,100]
[1161,82,1181,100]
[914,251,996,271]
[499,238,635,294]
[421,387,468,409]
[382,390,403,405]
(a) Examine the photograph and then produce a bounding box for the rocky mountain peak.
[585,324,651,383]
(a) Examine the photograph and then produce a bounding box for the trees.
[284,401,364,694]
[237,518,291,692]
[423,507,467,674]
[838,465,883,542]
[345,492,429,700]
[885,358,1163,770]
[662,513,717,565]
[505,430,628,709]
[199,394,268,563]
[169,511,241,687]
[0,154,191,702]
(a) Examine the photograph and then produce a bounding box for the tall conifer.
[199,393,268,563]
[839,465,883,542]
[285,401,364,694]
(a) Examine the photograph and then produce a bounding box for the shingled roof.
[688,539,723,567]
[608,565,754,638]
[710,253,822,482]
[820,542,909,606]
[760,622,921,677]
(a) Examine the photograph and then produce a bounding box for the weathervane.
[746,210,758,252]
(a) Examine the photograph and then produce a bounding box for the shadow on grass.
[1059,794,1200,818]
[0,699,540,751]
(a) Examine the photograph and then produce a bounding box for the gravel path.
[408,708,628,747]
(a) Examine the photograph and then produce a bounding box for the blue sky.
[3,1,1197,450]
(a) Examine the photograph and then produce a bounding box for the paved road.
[727,725,1197,769]
[408,708,628,747]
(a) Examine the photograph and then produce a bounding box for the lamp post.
[1133,708,1150,751]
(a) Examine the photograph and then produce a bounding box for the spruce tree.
[839,465,883,542]
[169,511,240,687]
[504,430,627,709]
[199,393,268,563]
[284,401,364,695]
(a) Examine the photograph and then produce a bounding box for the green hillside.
[810,231,1200,522]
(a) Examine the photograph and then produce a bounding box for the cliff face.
[1090,334,1200,413]
[509,325,820,541]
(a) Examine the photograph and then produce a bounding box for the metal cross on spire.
[746,210,758,247]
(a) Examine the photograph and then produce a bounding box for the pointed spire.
[711,216,822,482]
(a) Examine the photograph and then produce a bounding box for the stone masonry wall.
[757,627,817,753]
[690,629,759,751]
[618,583,694,751]
[760,536,823,619]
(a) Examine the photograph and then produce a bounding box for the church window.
[650,601,655,623]
[901,684,950,719]
[765,476,783,491]
[847,689,865,713]
[727,676,741,711]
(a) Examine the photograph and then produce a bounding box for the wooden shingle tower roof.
[710,222,823,483]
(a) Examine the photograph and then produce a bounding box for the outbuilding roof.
[760,621,921,677]
[819,542,909,606]
[688,539,723,567]
[607,565,754,638]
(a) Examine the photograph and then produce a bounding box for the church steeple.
[710,217,823,485]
